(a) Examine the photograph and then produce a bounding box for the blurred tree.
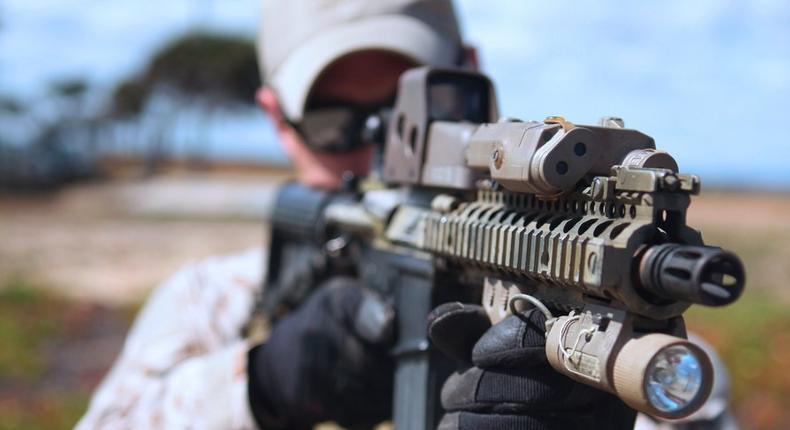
[0,95,25,115]
[144,32,260,105]
[107,32,261,174]
[52,79,88,99]
[110,32,260,117]
[111,81,149,117]
[49,78,90,122]
[10,77,98,188]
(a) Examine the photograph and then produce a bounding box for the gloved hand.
[428,302,637,430]
[247,277,394,430]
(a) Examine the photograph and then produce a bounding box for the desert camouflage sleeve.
[76,248,265,430]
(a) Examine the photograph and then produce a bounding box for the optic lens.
[645,345,704,414]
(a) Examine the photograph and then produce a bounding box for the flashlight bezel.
[613,334,714,420]
[643,343,709,418]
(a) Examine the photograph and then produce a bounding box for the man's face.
[257,51,416,189]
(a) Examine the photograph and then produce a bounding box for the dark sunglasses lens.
[300,107,365,152]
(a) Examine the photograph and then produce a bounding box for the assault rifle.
[262,67,745,429]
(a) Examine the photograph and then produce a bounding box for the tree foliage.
[0,95,25,115]
[111,80,149,116]
[110,32,260,117]
[51,79,89,99]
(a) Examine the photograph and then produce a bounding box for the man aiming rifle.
[79,1,740,429]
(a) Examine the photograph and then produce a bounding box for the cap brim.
[269,15,459,122]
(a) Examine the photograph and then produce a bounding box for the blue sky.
[1,0,789,188]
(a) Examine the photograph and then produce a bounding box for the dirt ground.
[0,176,789,429]
[0,174,284,304]
[686,190,790,302]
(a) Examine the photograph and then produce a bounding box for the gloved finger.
[428,302,491,364]
[437,410,595,430]
[472,309,548,369]
[320,277,395,347]
[441,365,604,412]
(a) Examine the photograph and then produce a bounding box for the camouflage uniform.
[77,249,264,429]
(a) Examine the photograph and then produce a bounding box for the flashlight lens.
[645,345,704,414]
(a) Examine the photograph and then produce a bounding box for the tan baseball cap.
[257,0,463,122]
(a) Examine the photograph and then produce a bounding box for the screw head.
[491,149,504,169]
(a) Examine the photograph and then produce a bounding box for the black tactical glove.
[247,277,394,430]
[428,302,637,430]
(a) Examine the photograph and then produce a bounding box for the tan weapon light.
[481,281,717,419]
[613,335,712,417]
[543,306,713,419]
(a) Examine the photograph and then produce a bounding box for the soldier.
[78,1,732,429]
[78,1,465,428]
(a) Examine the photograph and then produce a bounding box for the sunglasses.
[287,100,392,153]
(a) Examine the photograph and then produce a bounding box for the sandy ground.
[1,177,788,304]
[686,191,790,302]
[686,190,790,230]
[0,174,285,304]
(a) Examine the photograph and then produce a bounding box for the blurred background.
[0,0,788,428]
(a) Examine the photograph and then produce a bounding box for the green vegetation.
[680,218,790,428]
[0,278,135,430]
[0,279,60,381]
[686,291,790,427]
[0,394,90,430]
